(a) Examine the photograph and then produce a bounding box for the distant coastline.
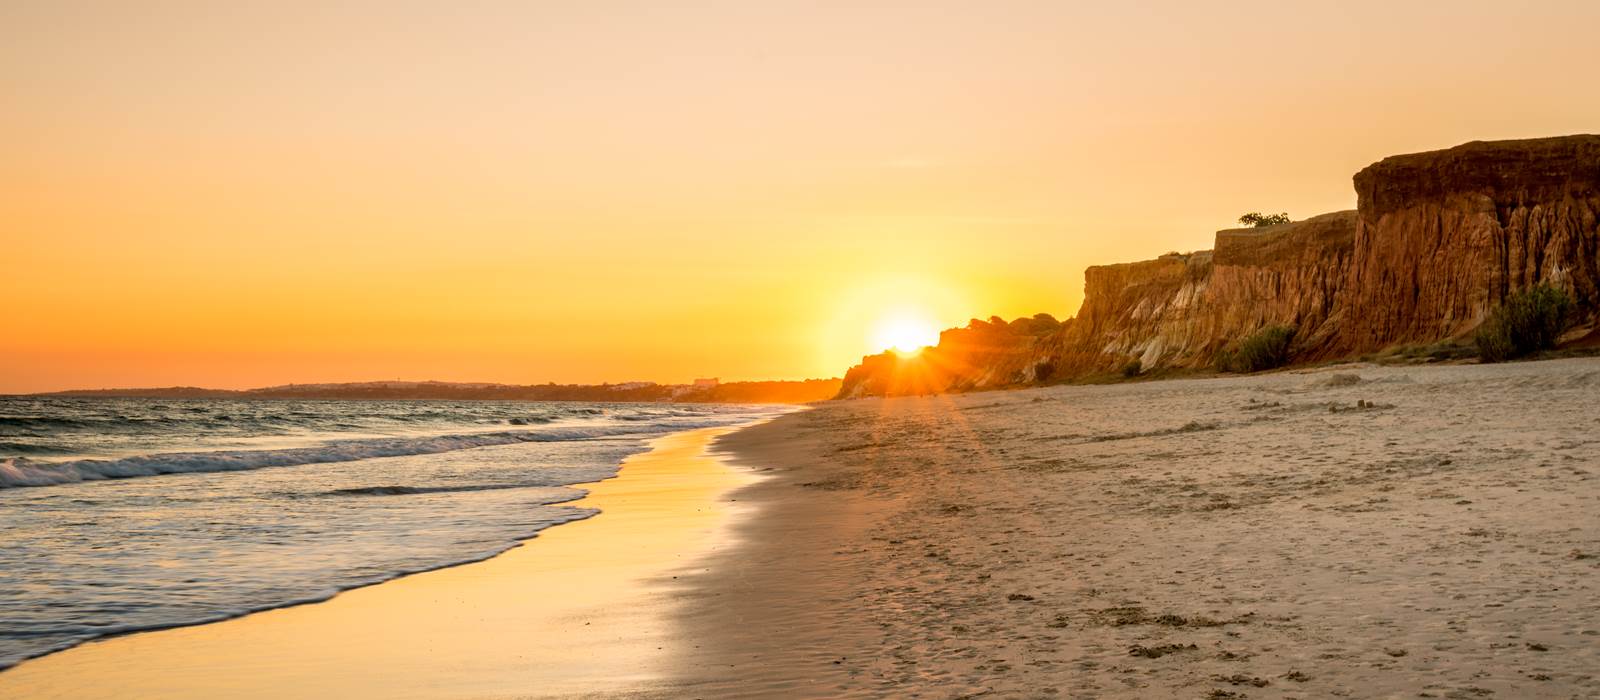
[22,377,841,404]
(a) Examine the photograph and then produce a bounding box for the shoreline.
[0,423,769,699]
[663,408,885,696]
[0,484,599,673]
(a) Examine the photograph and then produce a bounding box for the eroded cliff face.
[1052,211,1357,373]
[836,135,1600,398]
[1338,136,1600,351]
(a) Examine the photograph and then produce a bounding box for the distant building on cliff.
[692,377,719,389]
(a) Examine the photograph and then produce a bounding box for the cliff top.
[1214,210,1356,240]
[1083,250,1209,278]
[1085,211,1357,278]
[1213,210,1356,266]
[1354,134,1600,217]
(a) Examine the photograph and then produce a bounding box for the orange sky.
[5,1,1600,393]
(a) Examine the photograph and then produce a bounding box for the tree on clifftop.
[1238,212,1291,227]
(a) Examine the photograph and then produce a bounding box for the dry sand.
[669,358,1600,699]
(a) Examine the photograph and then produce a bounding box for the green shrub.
[1426,341,1478,362]
[1390,340,1478,363]
[1217,325,1296,373]
[1121,358,1142,378]
[1030,360,1055,383]
[1237,212,1291,227]
[1475,284,1573,362]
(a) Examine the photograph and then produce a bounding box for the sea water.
[0,397,780,669]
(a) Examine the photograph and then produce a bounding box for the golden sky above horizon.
[5,1,1600,392]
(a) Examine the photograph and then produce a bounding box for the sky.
[5,1,1600,392]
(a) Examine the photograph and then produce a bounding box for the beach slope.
[674,359,1600,698]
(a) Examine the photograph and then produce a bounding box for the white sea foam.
[0,505,600,670]
[1,400,785,670]
[0,420,730,489]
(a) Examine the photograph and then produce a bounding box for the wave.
[320,483,563,497]
[0,505,599,671]
[0,416,94,430]
[0,441,72,455]
[0,420,732,489]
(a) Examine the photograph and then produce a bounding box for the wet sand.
[0,426,761,700]
[669,359,1600,698]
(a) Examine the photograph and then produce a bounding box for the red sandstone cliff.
[1050,210,1357,374]
[836,135,1600,398]
[1339,136,1600,351]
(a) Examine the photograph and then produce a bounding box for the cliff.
[1050,210,1357,373]
[836,135,1600,398]
[1339,136,1600,351]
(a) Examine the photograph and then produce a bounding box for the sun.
[872,316,940,356]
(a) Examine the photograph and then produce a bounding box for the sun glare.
[873,316,940,355]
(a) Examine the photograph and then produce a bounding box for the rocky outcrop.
[836,135,1600,398]
[835,316,1056,399]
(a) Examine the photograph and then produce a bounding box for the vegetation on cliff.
[1237,212,1291,227]
[1216,325,1297,373]
[1475,284,1574,362]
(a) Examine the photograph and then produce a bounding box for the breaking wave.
[0,421,730,489]
[320,483,569,497]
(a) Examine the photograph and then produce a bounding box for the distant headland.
[25,377,841,404]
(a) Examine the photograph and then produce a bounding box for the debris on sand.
[1213,673,1270,687]
[1127,643,1197,658]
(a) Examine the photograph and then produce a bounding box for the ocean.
[0,396,782,670]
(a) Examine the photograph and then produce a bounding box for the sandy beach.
[671,358,1600,698]
[9,4,1600,698]
[0,426,765,699]
[4,359,1597,699]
